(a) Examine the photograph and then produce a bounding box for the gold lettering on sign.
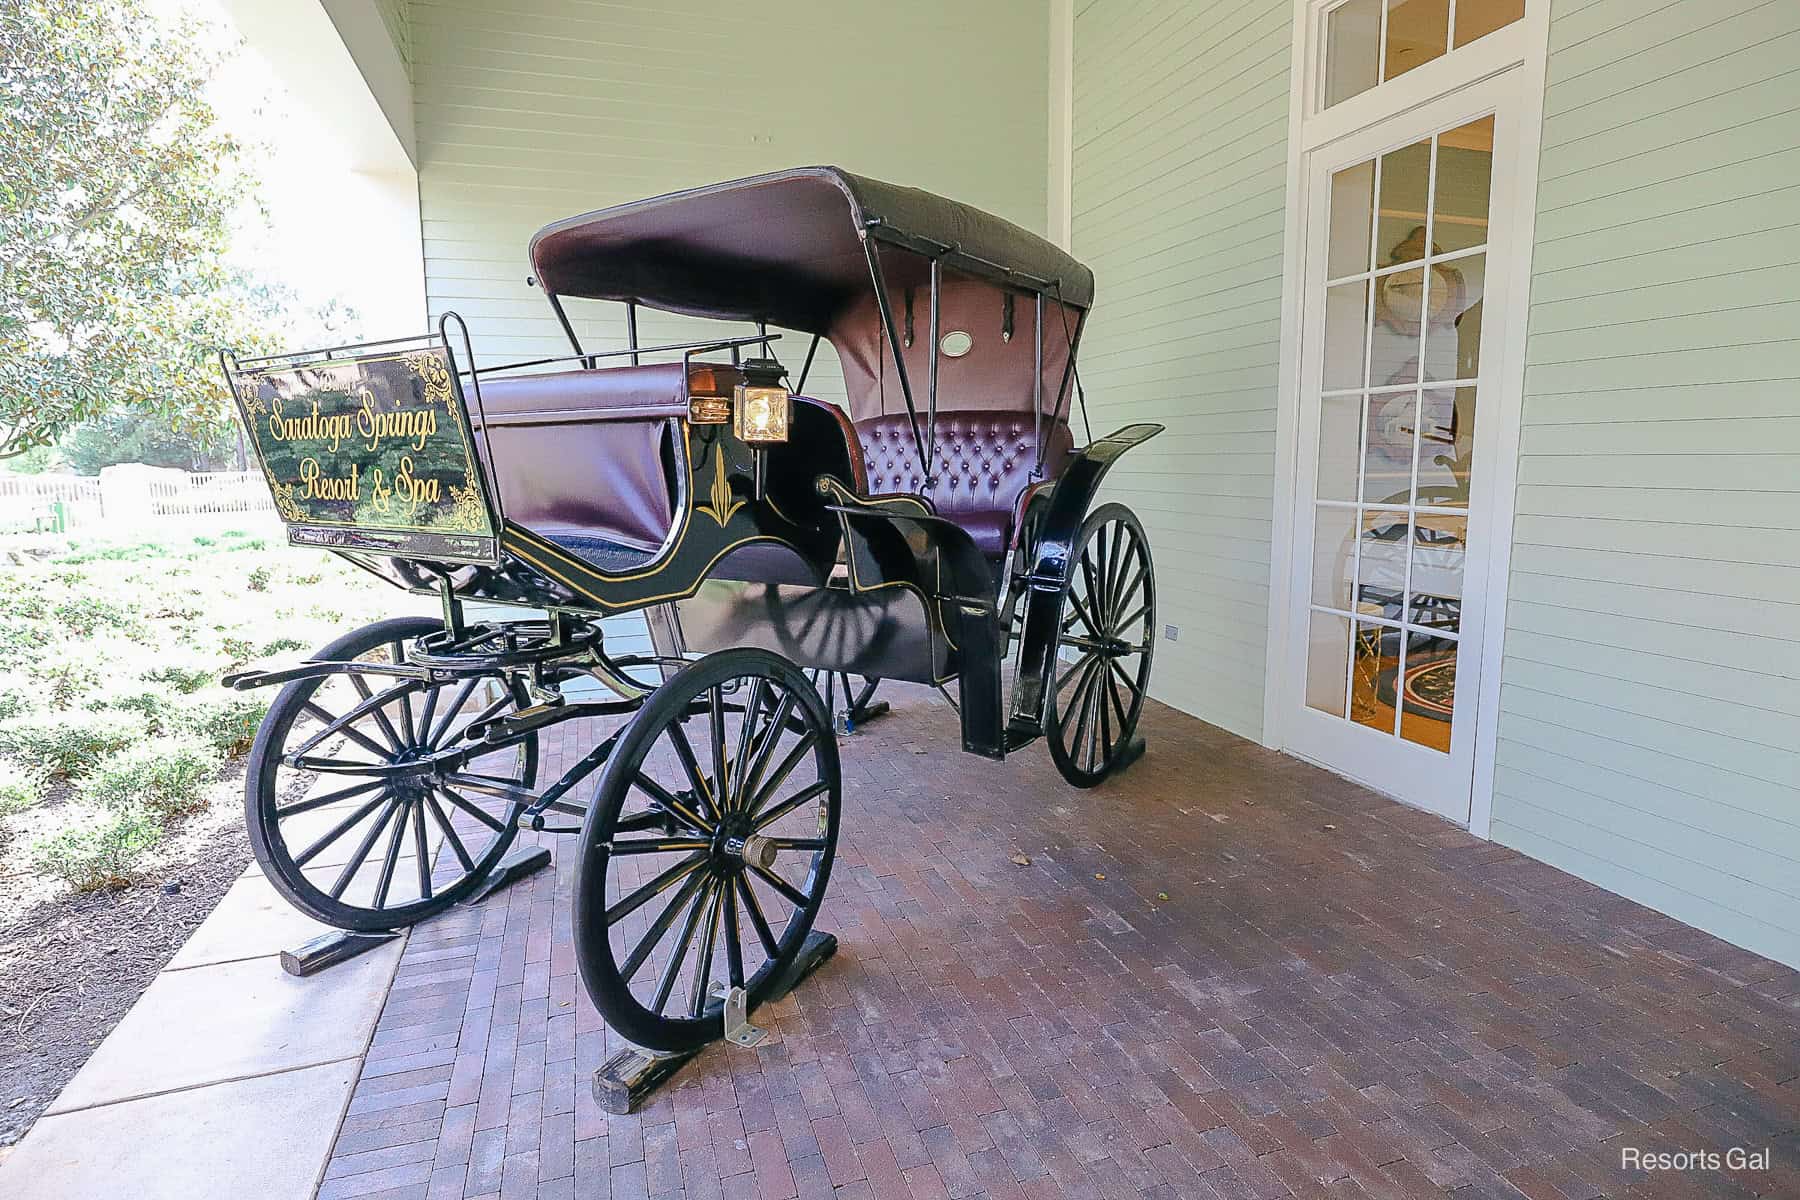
[269,398,357,453]
[299,458,359,500]
[357,388,438,452]
[393,455,440,517]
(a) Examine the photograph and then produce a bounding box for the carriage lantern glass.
[733,358,792,443]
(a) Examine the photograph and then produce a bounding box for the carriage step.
[592,929,837,1114]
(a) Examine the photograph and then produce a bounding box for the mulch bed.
[0,808,251,1149]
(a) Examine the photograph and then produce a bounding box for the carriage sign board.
[226,344,499,565]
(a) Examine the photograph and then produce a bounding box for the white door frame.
[1263,0,1554,835]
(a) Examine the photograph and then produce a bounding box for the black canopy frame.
[525,168,1094,483]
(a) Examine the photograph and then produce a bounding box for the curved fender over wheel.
[1009,423,1163,737]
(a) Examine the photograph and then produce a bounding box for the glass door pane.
[1302,114,1494,753]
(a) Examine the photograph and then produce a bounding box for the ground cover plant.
[0,524,421,1143]
[0,526,407,896]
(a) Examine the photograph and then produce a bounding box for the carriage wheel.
[246,616,538,931]
[1045,503,1156,788]
[573,649,840,1052]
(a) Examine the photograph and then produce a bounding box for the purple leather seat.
[856,411,1072,558]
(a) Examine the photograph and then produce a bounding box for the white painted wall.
[1489,0,1800,969]
[409,0,1051,395]
[1070,0,1294,741]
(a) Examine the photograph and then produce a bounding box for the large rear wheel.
[246,617,538,930]
[573,650,840,1053]
[1045,504,1156,787]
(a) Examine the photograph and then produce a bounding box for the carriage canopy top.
[527,167,1095,333]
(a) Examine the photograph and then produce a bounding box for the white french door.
[1281,64,1528,822]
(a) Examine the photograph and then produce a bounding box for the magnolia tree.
[0,0,322,463]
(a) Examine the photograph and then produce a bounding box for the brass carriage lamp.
[732,358,792,443]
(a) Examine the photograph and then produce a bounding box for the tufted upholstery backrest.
[854,410,1073,555]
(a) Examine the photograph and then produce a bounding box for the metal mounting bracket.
[718,984,767,1048]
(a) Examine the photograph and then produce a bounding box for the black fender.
[829,506,1007,759]
[1007,422,1163,739]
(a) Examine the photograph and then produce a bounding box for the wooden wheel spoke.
[664,720,718,821]
[752,779,830,834]
[1066,588,1102,640]
[292,790,391,868]
[300,702,392,760]
[1056,651,1097,695]
[652,879,714,1014]
[416,683,441,752]
[371,799,410,909]
[708,685,731,814]
[736,875,780,959]
[1066,658,1104,763]
[749,863,812,910]
[435,785,507,833]
[605,853,706,926]
[423,790,475,873]
[390,642,418,745]
[633,771,712,835]
[687,884,724,1018]
[739,689,797,809]
[746,731,818,819]
[276,777,385,818]
[619,869,710,980]
[722,876,745,990]
[348,672,406,752]
[729,678,768,813]
[428,677,480,747]
[411,797,433,901]
[328,801,401,901]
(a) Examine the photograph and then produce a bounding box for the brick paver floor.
[319,688,1800,1199]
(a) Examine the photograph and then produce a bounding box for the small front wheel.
[246,617,538,930]
[1045,503,1156,787]
[573,650,840,1052]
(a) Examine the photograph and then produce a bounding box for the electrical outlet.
[1164,623,1180,642]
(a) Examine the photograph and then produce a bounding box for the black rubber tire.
[573,649,840,1052]
[246,616,537,931]
[1045,503,1156,788]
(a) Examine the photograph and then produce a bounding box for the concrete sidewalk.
[0,866,406,1200]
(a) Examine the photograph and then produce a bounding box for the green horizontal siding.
[408,0,1050,397]
[1070,0,1292,740]
[1493,0,1800,969]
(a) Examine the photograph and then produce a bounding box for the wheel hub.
[710,812,776,871]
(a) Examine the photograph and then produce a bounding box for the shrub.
[0,709,140,779]
[30,804,161,891]
[142,655,222,694]
[247,565,272,591]
[0,672,31,720]
[94,678,186,733]
[179,693,269,755]
[83,735,216,821]
[0,762,39,816]
[35,651,104,709]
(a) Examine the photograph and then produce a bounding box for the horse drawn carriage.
[221,168,1160,1056]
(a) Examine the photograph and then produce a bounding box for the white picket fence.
[0,468,274,533]
[0,474,104,532]
[146,470,276,517]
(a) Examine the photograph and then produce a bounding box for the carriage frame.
[221,167,1162,1056]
